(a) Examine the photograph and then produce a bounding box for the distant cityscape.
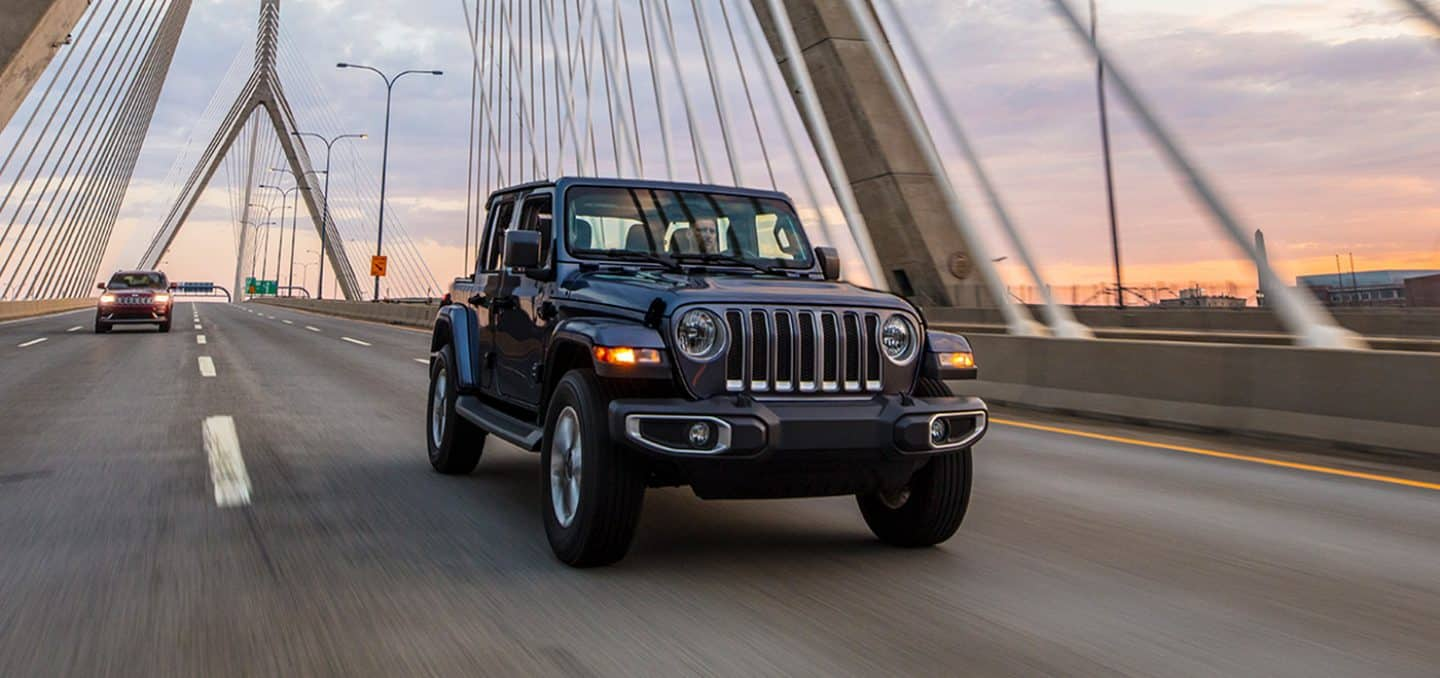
[1003,269,1440,309]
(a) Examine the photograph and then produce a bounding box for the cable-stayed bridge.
[0,1,1439,674]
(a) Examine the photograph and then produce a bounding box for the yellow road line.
[991,418,1440,492]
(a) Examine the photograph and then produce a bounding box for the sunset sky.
[78,0,1440,301]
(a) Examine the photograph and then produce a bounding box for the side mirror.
[504,230,543,271]
[96,282,106,290]
[815,246,841,281]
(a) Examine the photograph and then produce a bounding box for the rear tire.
[541,369,646,567]
[856,376,972,547]
[426,344,485,474]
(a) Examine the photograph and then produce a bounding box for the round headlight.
[880,315,918,364]
[674,309,726,361]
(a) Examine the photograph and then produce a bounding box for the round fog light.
[688,422,712,448]
[930,418,949,446]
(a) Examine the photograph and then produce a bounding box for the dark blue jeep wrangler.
[427,177,987,566]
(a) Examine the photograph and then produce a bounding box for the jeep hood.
[559,270,914,314]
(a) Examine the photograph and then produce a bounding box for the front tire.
[94,316,110,334]
[856,376,973,547]
[158,318,172,333]
[426,344,485,474]
[541,369,646,567]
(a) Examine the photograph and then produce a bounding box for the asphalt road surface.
[1,302,1437,677]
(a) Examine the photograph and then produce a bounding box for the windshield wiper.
[672,252,788,275]
[593,250,684,272]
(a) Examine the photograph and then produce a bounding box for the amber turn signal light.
[938,352,975,369]
[594,346,662,366]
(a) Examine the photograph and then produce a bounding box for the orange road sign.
[370,255,388,277]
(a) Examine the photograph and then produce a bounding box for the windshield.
[565,186,815,270]
[108,272,166,290]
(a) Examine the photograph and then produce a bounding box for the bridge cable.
[688,0,742,186]
[755,0,884,288]
[0,0,158,295]
[730,0,836,242]
[0,0,143,283]
[1043,0,1360,349]
[873,0,1088,337]
[636,0,676,179]
[29,7,174,298]
[650,0,711,182]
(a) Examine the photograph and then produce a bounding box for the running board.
[455,395,543,451]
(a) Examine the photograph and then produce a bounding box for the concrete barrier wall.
[0,298,93,322]
[926,305,1440,338]
[254,298,437,329]
[253,299,1435,453]
[960,335,1440,454]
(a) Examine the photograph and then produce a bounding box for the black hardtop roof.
[486,176,793,205]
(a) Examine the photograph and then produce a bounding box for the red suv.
[96,270,173,333]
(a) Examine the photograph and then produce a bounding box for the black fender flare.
[434,305,483,390]
[547,317,670,381]
[922,330,978,381]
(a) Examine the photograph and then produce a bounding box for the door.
[493,192,554,407]
[466,195,518,393]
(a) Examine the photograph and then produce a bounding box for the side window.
[517,194,554,265]
[482,199,517,271]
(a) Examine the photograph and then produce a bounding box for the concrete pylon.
[0,0,89,132]
[138,0,361,301]
[750,0,979,307]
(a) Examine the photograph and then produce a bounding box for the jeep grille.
[716,307,885,395]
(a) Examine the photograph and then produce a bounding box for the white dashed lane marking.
[414,358,428,364]
[18,338,46,348]
[196,335,207,345]
[341,337,371,347]
[194,324,202,330]
[202,416,251,507]
[198,356,217,377]
[282,319,293,325]
[305,326,320,332]
[66,326,82,333]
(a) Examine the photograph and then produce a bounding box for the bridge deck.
[0,302,1437,676]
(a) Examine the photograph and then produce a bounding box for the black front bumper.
[607,393,988,462]
[98,306,170,322]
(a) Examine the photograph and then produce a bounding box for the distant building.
[1404,273,1440,308]
[1157,286,1247,309]
[1298,270,1440,307]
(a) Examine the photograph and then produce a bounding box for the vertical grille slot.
[820,311,840,391]
[749,310,770,391]
[725,310,745,391]
[798,311,817,392]
[774,311,795,392]
[864,313,882,390]
[843,312,862,391]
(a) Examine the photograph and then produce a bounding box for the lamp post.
[259,183,308,296]
[337,62,443,301]
[270,167,322,297]
[1090,0,1124,308]
[246,203,283,283]
[293,132,367,300]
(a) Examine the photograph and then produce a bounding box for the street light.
[247,220,276,286]
[1090,0,1123,308]
[246,202,284,282]
[293,131,366,300]
[259,182,309,296]
[270,168,323,297]
[337,62,443,301]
